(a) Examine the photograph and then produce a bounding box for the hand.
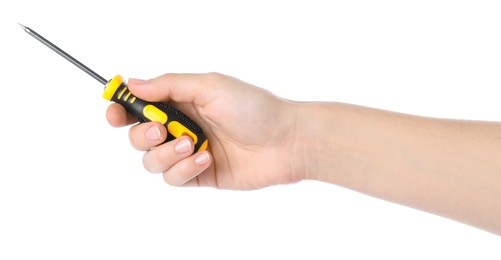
[106,73,305,189]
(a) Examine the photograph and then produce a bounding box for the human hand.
[106,73,305,189]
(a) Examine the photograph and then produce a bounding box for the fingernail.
[175,139,191,154]
[128,78,147,85]
[195,151,210,165]
[145,125,161,141]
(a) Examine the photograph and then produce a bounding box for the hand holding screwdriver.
[18,23,298,188]
[107,73,303,188]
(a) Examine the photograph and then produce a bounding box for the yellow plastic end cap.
[102,75,124,101]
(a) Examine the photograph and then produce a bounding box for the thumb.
[127,73,221,105]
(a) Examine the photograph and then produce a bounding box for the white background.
[1,0,500,259]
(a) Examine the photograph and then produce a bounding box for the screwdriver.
[18,24,208,153]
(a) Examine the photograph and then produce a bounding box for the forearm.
[296,102,501,234]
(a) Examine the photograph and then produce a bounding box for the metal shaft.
[18,23,108,85]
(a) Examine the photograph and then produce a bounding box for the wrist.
[288,101,338,183]
[291,102,381,185]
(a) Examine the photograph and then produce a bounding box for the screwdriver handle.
[103,75,208,153]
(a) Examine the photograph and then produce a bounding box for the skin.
[106,72,501,235]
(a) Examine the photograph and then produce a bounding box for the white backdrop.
[1,1,500,259]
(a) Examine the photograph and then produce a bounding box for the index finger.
[127,72,224,105]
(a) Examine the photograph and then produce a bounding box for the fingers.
[142,135,212,186]
[128,122,167,151]
[162,151,211,186]
[128,122,212,186]
[106,103,137,127]
[142,136,194,172]
[127,73,225,105]
[107,74,218,187]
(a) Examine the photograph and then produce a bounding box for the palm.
[187,77,298,189]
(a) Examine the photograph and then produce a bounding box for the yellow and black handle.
[103,75,208,153]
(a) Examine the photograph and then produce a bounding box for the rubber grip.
[103,75,208,153]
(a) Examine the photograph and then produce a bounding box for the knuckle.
[154,145,170,164]
[106,104,124,127]
[128,126,142,150]
[142,144,172,173]
[142,152,154,173]
[203,72,226,87]
[142,148,164,173]
[163,171,183,187]
[158,73,181,85]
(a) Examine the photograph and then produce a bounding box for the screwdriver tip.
[18,23,27,30]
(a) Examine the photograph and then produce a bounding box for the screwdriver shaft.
[18,23,108,85]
